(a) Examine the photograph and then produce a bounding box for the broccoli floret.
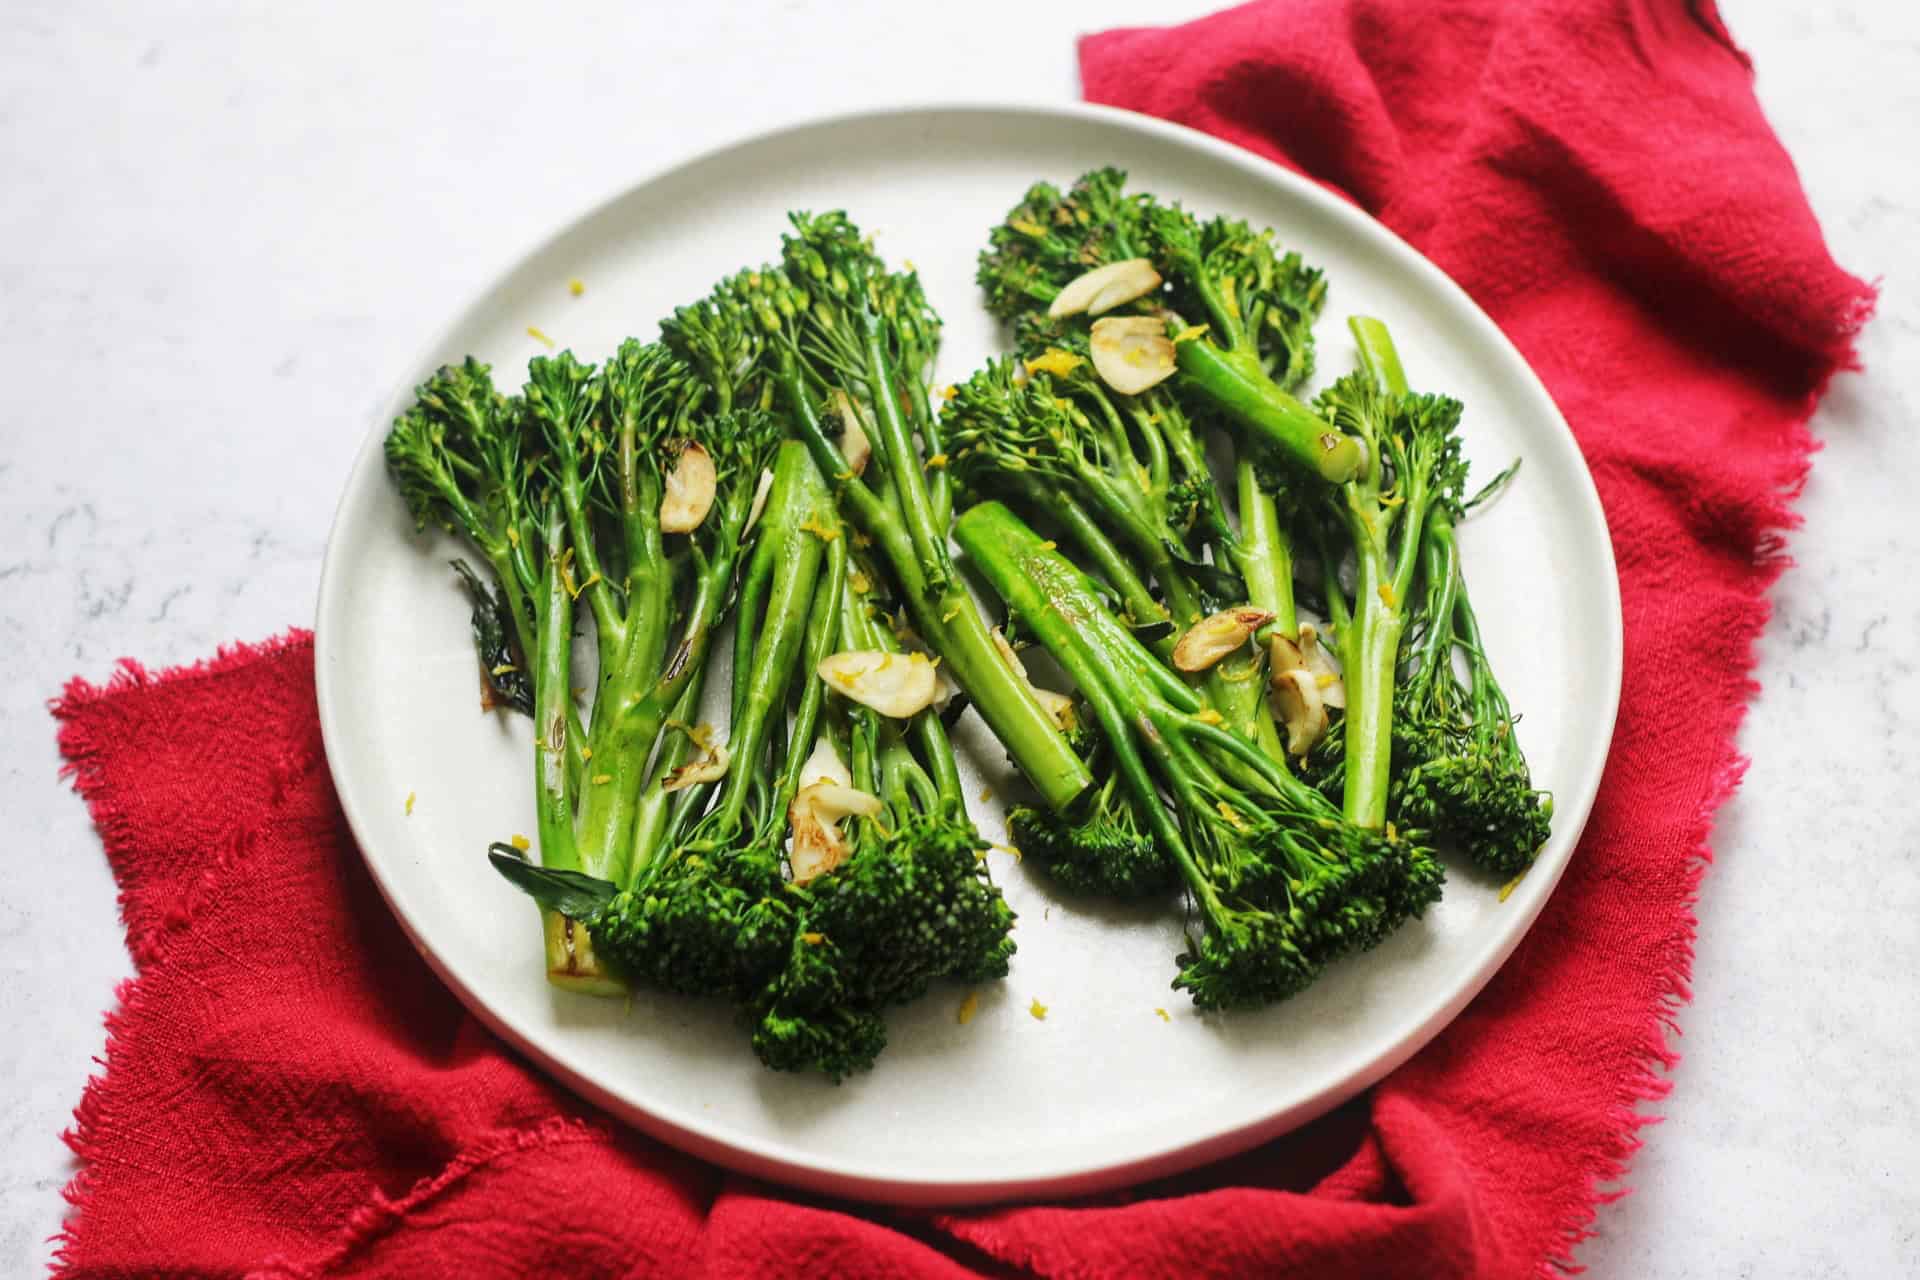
[1008,771,1175,901]
[1390,507,1552,877]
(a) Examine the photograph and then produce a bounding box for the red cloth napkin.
[50,2,1870,1276]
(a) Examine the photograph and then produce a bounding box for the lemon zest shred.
[510,834,530,852]
[404,791,416,816]
[567,278,585,297]
[526,325,556,349]
[1155,1007,1171,1023]
[798,516,839,542]
[1028,998,1049,1021]
[1024,348,1084,379]
[957,992,980,1025]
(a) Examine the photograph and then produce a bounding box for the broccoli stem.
[1236,461,1297,638]
[1408,506,1464,692]
[1339,555,1403,829]
[1174,339,1362,483]
[1351,316,1410,398]
[625,669,710,891]
[851,310,952,593]
[711,442,830,834]
[999,470,1171,643]
[1144,399,1239,574]
[528,501,621,993]
[1331,317,1441,830]
[780,365,1093,814]
[777,534,849,813]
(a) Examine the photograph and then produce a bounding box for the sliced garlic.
[1033,686,1078,733]
[660,441,717,533]
[817,649,940,718]
[742,467,774,537]
[1297,623,1346,709]
[797,780,885,824]
[1048,258,1163,319]
[661,741,730,792]
[831,389,872,477]
[1271,667,1329,757]
[799,735,851,790]
[786,779,884,885]
[990,626,1029,680]
[1089,315,1177,396]
[1270,631,1305,673]
[787,796,844,885]
[931,661,963,712]
[1172,607,1275,673]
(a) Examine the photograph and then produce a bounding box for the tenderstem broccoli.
[730,212,1094,814]
[956,501,1441,1009]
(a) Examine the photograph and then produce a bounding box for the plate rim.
[313,98,1625,1205]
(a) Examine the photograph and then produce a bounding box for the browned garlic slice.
[787,797,843,884]
[798,781,885,824]
[1270,667,1329,757]
[787,780,886,885]
[1270,630,1306,673]
[1048,258,1164,319]
[1172,607,1275,672]
[817,650,940,718]
[990,626,1029,679]
[1297,622,1346,710]
[661,740,730,792]
[1089,316,1178,396]
[742,467,775,537]
[660,441,717,533]
[1032,686,1078,732]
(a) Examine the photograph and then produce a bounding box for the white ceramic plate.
[315,103,1622,1205]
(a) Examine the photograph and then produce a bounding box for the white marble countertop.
[3,2,1915,1274]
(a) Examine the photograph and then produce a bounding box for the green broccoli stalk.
[957,501,1440,1010]
[489,440,836,1004]
[518,347,780,989]
[1305,318,1469,833]
[730,213,1093,814]
[393,341,780,994]
[1389,499,1553,876]
[752,538,1015,1080]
